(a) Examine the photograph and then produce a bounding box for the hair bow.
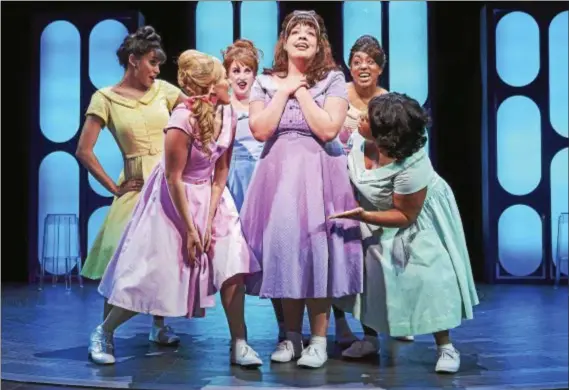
[184,94,218,108]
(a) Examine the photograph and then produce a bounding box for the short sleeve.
[164,105,194,137]
[249,77,267,103]
[85,91,110,126]
[393,156,433,195]
[160,80,182,112]
[324,71,348,101]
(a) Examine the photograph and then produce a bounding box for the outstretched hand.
[328,207,365,221]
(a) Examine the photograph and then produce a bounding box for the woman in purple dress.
[241,10,363,369]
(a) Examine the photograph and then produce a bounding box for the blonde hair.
[177,50,225,155]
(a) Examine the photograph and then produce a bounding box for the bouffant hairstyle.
[348,34,386,69]
[368,93,429,160]
[222,39,262,74]
[116,25,166,69]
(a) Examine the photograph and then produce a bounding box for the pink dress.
[98,103,261,318]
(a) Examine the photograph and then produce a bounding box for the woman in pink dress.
[88,50,263,368]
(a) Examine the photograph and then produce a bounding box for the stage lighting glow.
[38,152,80,275]
[87,20,128,197]
[89,19,129,89]
[496,11,540,87]
[497,96,541,196]
[388,1,428,106]
[88,206,110,252]
[196,1,234,60]
[498,205,543,276]
[551,148,568,275]
[88,130,122,197]
[549,11,568,138]
[342,1,382,67]
[40,21,81,143]
[240,1,278,73]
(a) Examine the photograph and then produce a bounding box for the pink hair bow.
[184,94,218,108]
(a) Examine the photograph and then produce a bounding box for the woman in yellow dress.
[76,26,185,346]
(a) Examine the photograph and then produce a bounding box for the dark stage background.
[2,1,491,283]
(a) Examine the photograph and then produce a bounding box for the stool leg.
[75,215,84,288]
[39,217,49,291]
[65,216,72,291]
[555,215,562,288]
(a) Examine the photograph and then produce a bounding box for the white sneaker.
[394,335,415,342]
[270,340,302,363]
[342,339,379,358]
[435,346,460,373]
[149,325,180,346]
[297,344,328,368]
[230,343,263,367]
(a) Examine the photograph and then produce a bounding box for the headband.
[285,10,321,37]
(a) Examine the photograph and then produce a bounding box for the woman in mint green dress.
[331,93,478,374]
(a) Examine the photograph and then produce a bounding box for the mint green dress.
[335,138,479,337]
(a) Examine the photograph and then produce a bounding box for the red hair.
[263,10,340,87]
[222,39,262,74]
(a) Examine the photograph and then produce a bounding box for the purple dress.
[242,71,363,299]
[98,103,261,318]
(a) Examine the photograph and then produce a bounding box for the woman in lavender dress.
[241,10,363,369]
[222,40,288,341]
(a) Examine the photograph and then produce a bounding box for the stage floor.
[1,283,568,390]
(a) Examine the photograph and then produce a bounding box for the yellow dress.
[81,80,182,280]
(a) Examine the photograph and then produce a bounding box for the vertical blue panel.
[342,1,382,67]
[551,148,568,275]
[388,1,428,105]
[496,96,541,195]
[496,12,540,87]
[88,130,122,197]
[196,1,234,60]
[498,205,543,276]
[89,19,129,89]
[240,1,278,73]
[88,206,110,252]
[549,11,568,138]
[40,21,81,143]
[38,152,80,275]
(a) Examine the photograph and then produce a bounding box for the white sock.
[310,335,327,349]
[438,343,454,351]
[233,338,248,350]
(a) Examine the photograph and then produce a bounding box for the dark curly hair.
[348,34,386,68]
[368,93,429,160]
[116,25,166,69]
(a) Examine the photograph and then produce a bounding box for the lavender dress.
[242,71,364,299]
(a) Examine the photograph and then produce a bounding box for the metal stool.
[38,214,84,291]
[554,212,568,287]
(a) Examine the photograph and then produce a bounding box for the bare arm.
[164,129,197,233]
[249,90,290,142]
[295,87,348,143]
[359,188,427,228]
[75,115,120,196]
